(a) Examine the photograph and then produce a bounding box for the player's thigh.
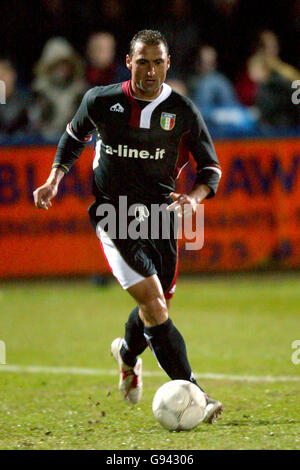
[127,274,166,307]
[127,274,168,325]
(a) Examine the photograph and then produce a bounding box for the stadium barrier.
[0,138,300,278]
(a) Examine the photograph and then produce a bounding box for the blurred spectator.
[166,79,189,96]
[248,54,299,129]
[0,58,30,136]
[190,46,239,109]
[236,30,300,106]
[189,45,257,135]
[85,32,130,87]
[257,30,300,82]
[30,37,88,140]
[155,0,199,79]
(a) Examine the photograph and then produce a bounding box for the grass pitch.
[0,274,300,450]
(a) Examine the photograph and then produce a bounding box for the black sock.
[120,306,148,367]
[144,318,202,389]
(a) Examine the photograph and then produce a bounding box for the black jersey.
[53,80,221,204]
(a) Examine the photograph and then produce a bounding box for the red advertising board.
[177,138,300,271]
[0,138,300,278]
[0,146,108,277]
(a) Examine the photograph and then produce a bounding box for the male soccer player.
[33,30,223,423]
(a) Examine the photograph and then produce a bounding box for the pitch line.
[0,364,299,383]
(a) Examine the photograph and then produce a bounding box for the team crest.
[160,112,176,131]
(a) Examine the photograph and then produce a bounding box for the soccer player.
[33,30,223,423]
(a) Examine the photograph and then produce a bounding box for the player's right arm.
[33,167,64,210]
[33,88,98,209]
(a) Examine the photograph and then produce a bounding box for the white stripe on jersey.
[202,166,222,178]
[93,139,102,170]
[176,161,189,179]
[139,83,172,129]
[66,123,92,143]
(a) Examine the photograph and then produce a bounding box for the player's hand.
[33,182,58,210]
[166,192,198,219]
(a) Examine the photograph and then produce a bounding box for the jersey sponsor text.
[105,144,166,160]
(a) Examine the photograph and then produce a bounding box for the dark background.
[1,0,299,86]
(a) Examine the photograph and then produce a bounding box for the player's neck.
[133,95,153,102]
[130,81,163,101]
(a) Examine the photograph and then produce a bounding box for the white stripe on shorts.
[97,227,146,290]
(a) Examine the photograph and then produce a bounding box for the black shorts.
[88,190,178,298]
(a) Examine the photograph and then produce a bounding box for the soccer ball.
[152,380,206,431]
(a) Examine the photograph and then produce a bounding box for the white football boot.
[203,395,223,423]
[111,337,143,405]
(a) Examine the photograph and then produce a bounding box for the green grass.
[0,274,300,450]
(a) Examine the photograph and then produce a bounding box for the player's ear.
[167,55,171,70]
[126,54,132,70]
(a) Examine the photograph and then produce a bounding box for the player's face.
[126,42,170,99]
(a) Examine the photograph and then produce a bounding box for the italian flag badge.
[160,112,176,131]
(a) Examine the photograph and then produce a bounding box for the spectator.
[236,30,300,106]
[257,30,300,82]
[85,32,129,87]
[30,37,88,140]
[0,58,30,136]
[247,54,299,129]
[189,45,257,136]
[190,46,239,110]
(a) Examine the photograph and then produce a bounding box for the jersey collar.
[121,80,172,128]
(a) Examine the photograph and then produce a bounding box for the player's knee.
[139,295,168,326]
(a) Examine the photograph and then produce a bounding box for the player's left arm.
[168,184,211,218]
[168,103,221,217]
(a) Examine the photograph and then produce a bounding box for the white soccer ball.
[152,380,207,431]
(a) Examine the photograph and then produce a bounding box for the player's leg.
[127,274,198,385]
[119,305,147,367]
[118,294,172,369]
[111,290,171,405]
[128,276,223,422]
[117,290,172,370]
[97,205,221,416]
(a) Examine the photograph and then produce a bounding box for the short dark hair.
[129,30,169,58]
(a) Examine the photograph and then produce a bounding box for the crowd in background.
[0,0,299,142]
